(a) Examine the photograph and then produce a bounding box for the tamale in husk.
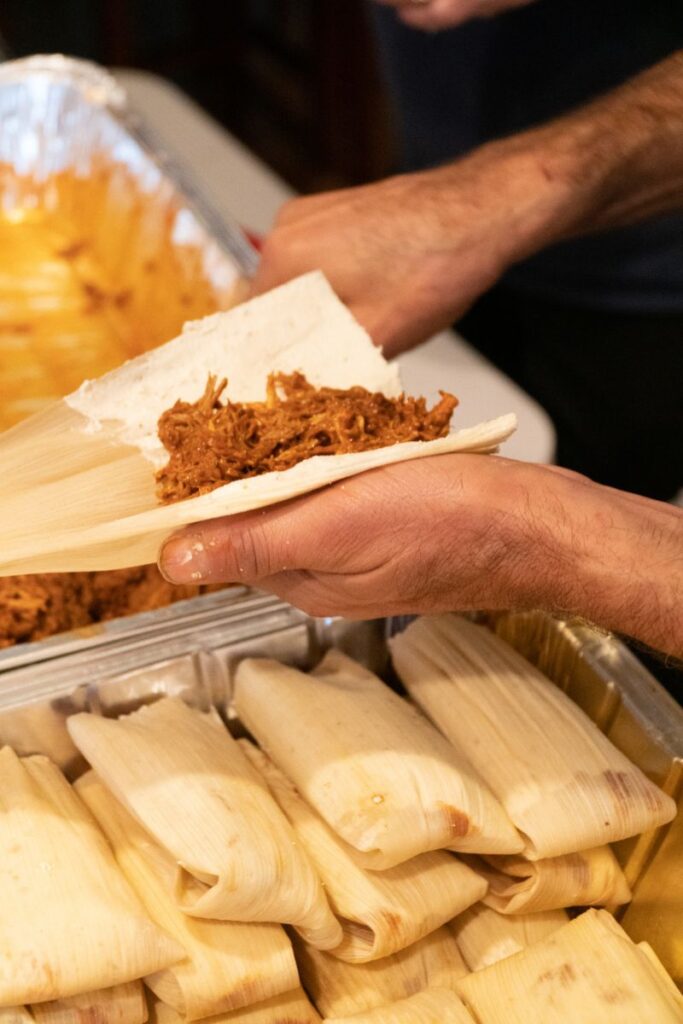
[292,927,468,1019]
[75,772,300,1020]
[67,699,340,946]
[241,740,487,961]
[449,903,568,971]
[31,983,147,1024]
[455,908,683,1023]
[148,988,321,1024]
[233,650,522,867]
[466,844,631,913]
[389,614,676,858]
[0,272,515,575]
[0,748,182,1004]
[324,988,475,1024]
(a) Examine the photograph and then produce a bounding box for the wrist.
[486,51,683,257]
[521,471,683,657]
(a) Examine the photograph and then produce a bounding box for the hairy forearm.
[517,471,683,657]
[482,50,683,265]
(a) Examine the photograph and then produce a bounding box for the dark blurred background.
[0,0,396,192]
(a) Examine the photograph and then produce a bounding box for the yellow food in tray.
[0,163,242,432]
[0,159,243,649]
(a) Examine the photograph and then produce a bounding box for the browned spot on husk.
[537,962,576,986]
[438,802,469,837]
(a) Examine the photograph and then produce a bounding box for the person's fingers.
[397,0,475,31]
[250,569,384,620]
[159,509,301,586]
[273,188,359,227]
[250,229,314,296]
[158,474,380,586]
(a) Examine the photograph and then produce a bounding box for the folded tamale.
[241,740,486,961]
[455,909,683,1023]
[233,650,522,867]
[324,989,475,1024]
[148,988,321,1024]
[67,699,340,946]
[466,845,631,914]
[389,615,676,859]
[0,748,183,1004]
[75,771,300,1020]
[292,927,468,1019]
[449,904,569,972]
[31,983,147,1024]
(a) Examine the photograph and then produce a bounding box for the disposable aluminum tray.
[0,54,259,667]
[0,606,679,980]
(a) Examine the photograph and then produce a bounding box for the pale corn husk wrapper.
[0,1011,35,1024]
[31,983,147,1024]
[389,614,676,859]
[233,650,522,867]
[637,943,683,1012]
[0,748,183,1004]
[467,845,631,914]
[449,904,568,972]
[148,989,321,1024]
[75,772,300,1021]
[455,909,683,1023]
[324,988,475,1024]
[0,272,515,574]
[241,739,487,962]
[67,699,340,945]
[292,928,468,1019]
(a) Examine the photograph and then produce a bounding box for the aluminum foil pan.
[0,54,259,666]
[0,54,256,430]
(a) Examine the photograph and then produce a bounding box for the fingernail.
[159,532,210,584]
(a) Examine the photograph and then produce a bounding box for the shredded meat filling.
[156,371,458,504]
[0,568,211,649]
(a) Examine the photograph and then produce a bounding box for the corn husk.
[0,747,183,1004]
[67,699,340,946]
[637,944,683,1012]
[31,983,147,1024]
[148,989,321,1024]
[466,845,631,914]
[0,1012,35,1024]
[0,271,515,575]
[456,909,683,1023]
[389,615,676,859]
[449,904,569,971]
[292,927,468,1018]
[75,772,300,1020]
[233,651,521,867]
[324,988,475,1024]
[241,739,486,961]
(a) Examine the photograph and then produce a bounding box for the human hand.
[375,0,536,32]
[253,55,683,359]
[252,148,559,357]
[158,453,683,656]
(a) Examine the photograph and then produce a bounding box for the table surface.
[117,69,555,464]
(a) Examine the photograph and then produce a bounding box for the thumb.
[159,511,297,586]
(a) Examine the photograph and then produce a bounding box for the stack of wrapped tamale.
[1,613,679,1023]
